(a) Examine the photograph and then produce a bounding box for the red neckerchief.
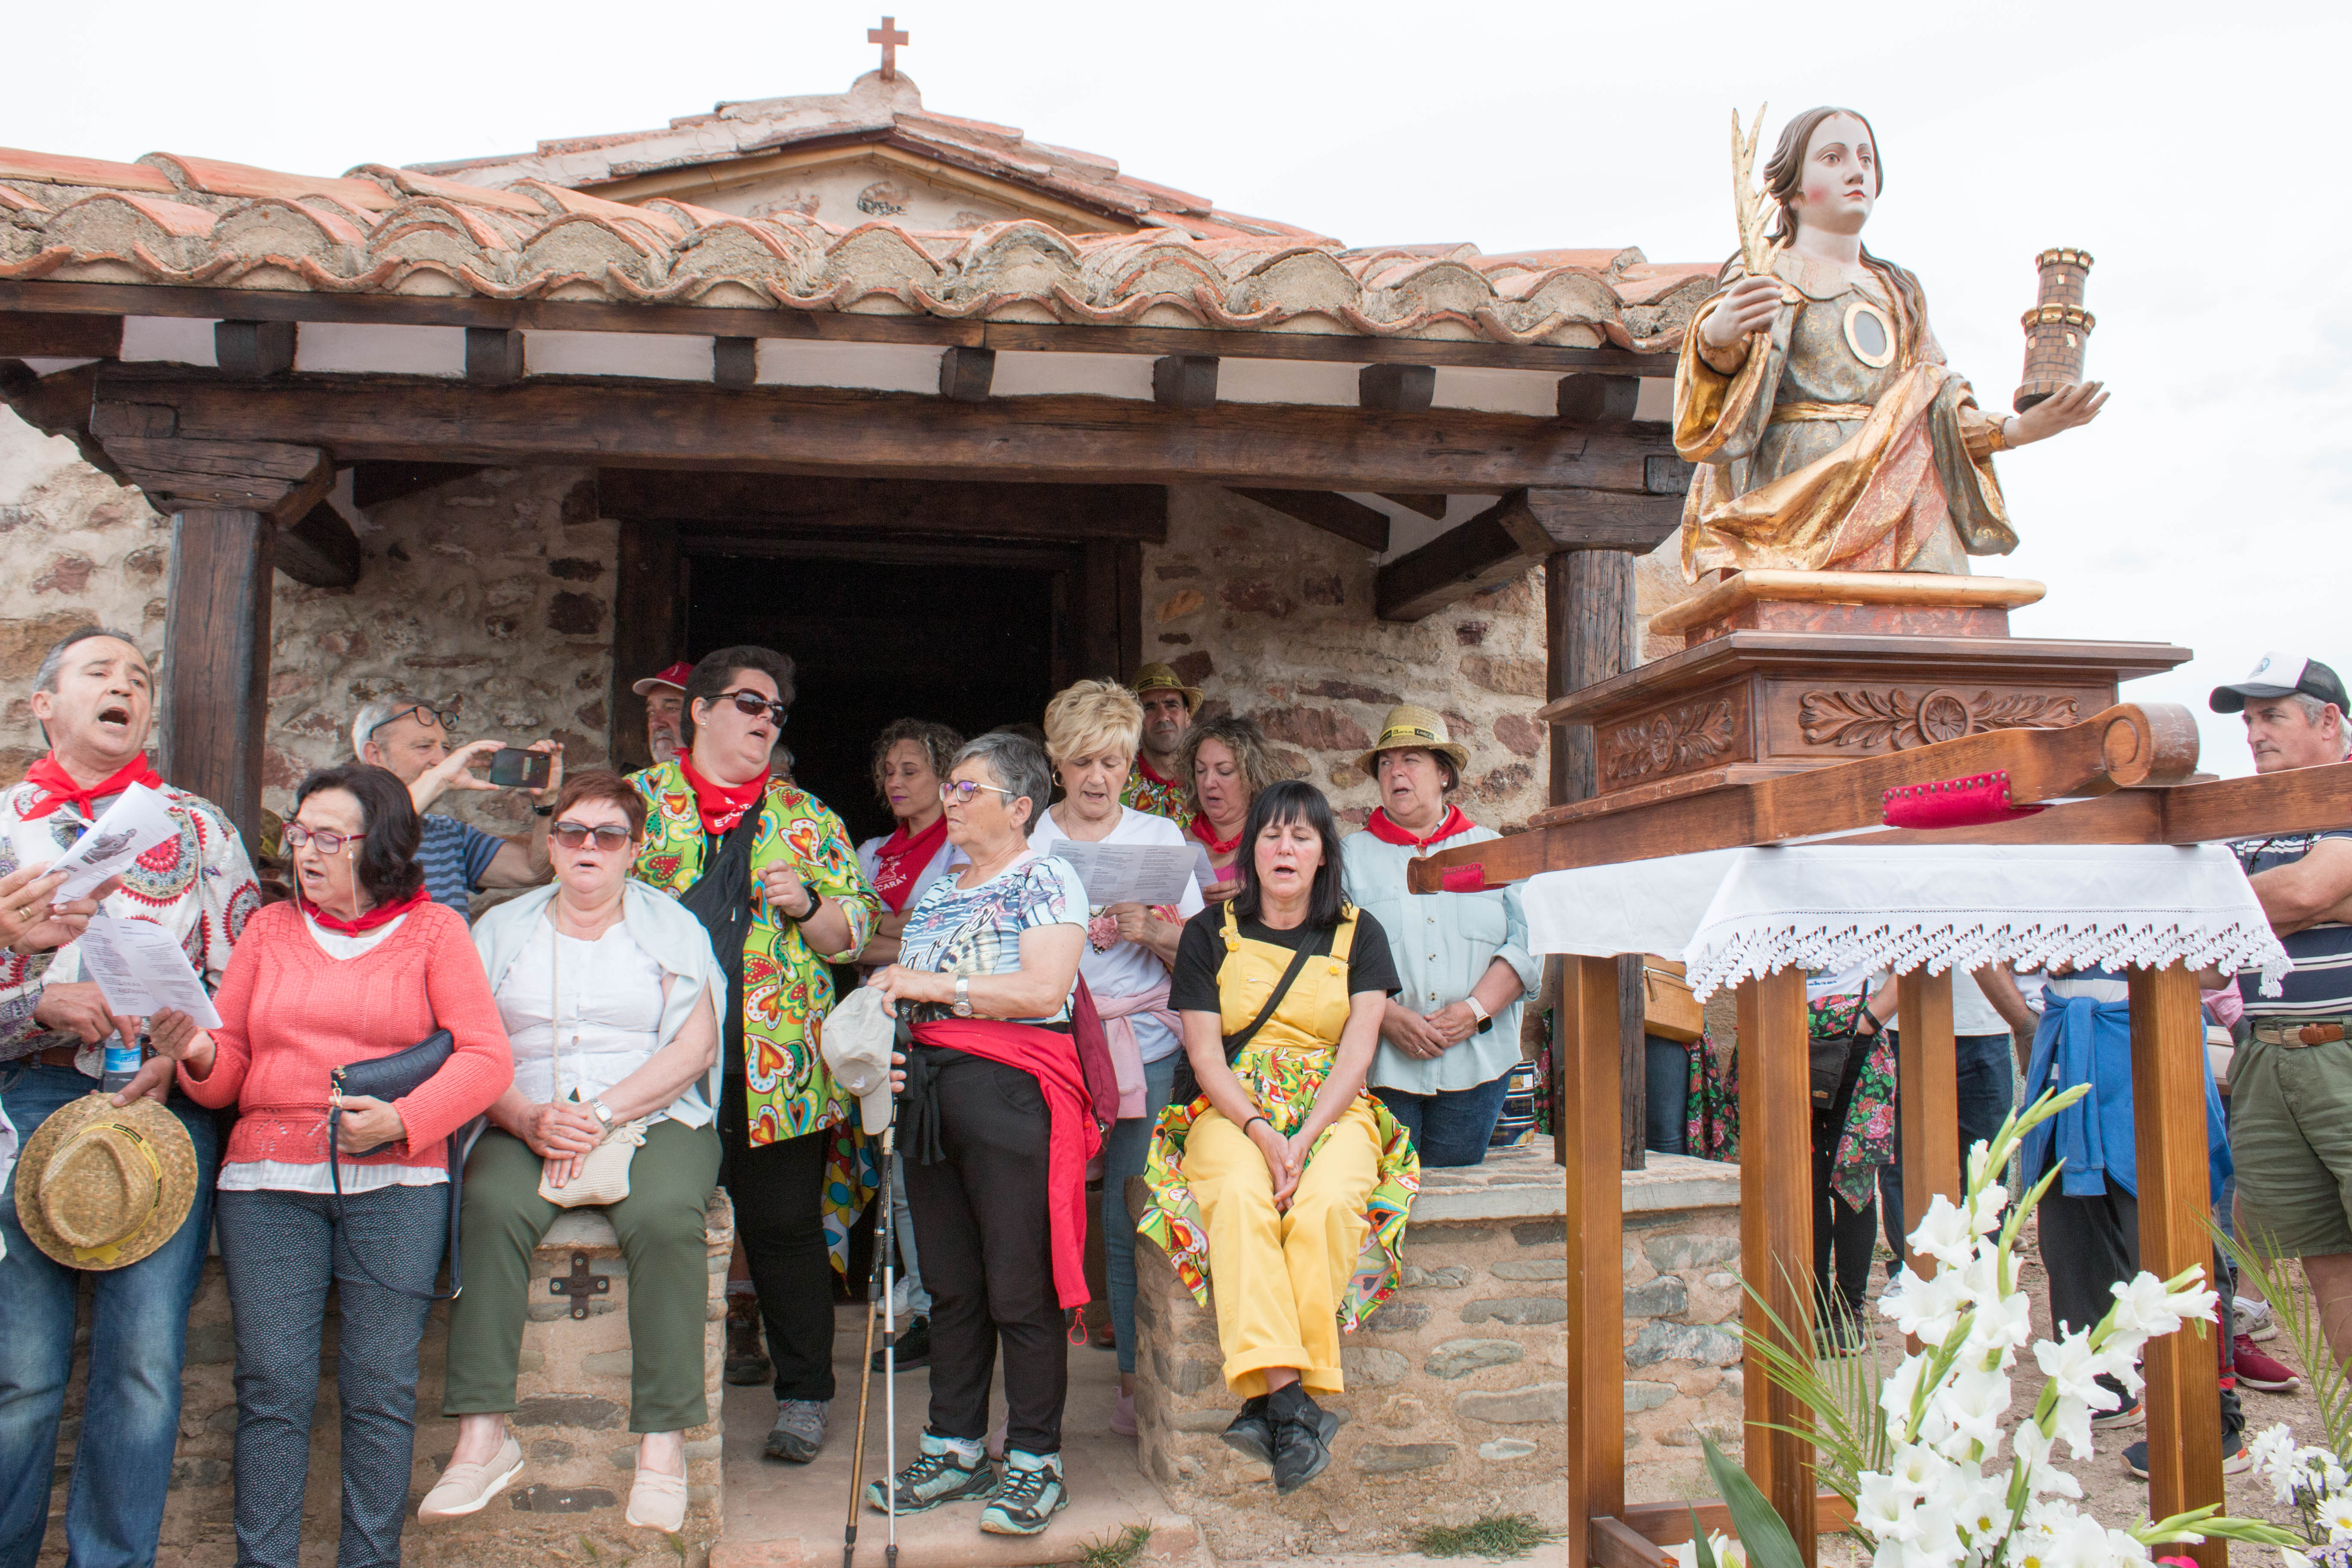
[871,814,949,913]
[21,753,164,821]
[298,885,428,937]
[678,753,769,836]
[1188,812,1243,857]
[1136,757,1179,790]
[1365,804,1472,851]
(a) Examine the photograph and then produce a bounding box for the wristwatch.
[785,880,824,922]
[587,1098,615,1130]
[952,974,974,1018]
[1464,995,1493,1034]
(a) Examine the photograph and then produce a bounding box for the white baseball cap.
[2209,651,2350,715]
[819,986,895,1134]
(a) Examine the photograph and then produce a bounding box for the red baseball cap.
[631,660,692,696]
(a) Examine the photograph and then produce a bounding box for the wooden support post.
[1565,955,1627,1568]
[1898,968,1960,1276]
[161,509,270,848]
[2129,963,2227,1568]
[1619,954,1646,1170]
[1737,968,1817,1566]
[1359,362,1435,413]
[465,327,524,384]
[1546,550,1636,839]
[937,346,996,402]
[1558,372,1640,426]
[213,320,294,379]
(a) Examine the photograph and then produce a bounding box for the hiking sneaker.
[724,1294,772,1387]
[1221,1396,1275,1464]
[1817,1310,1866,1359]
[866,1431,995,1514]
[874,1316,931,1373]
[980,1449,1069,1535]
[2125,1437,2252,1479]
[2235,1335,2303,1393]
[2091,1400,2145,1431]
[2236,1296,2280,1342]
[763,1399,827,1464]
[1267,1387,1336,1496]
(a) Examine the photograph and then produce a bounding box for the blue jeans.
[1374,1067,1515,1168]
[0,1063,218,1568]
[1102,1053,1176,1376]
[1879,1032,2014,1265]
[1645,1036,1690,1156]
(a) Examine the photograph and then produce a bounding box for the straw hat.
[12,1092,199,1271]
[1130,663,1203,713]
[1356,704,1470,778]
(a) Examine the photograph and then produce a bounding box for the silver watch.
[587,1098,615,1130]
[952,974,974,1018]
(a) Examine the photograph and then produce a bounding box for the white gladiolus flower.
[1966,1286,2037,1360]
[1887,1266,1971,1346]
[2048,1391,2097,1460]
[1856,1472,1914,1539]
[1880,1356,1931,1431]
[1891,1443,1951,1495]
[2105,1274,2179,1338]
[1939,1369,2011,1458]
[1910,1195,1979,1269]
[2034,1330,2119,1409]
[2014,1422,2083,1498]
[1963,1180,2009,1237]
[1669,1534,1746,1568]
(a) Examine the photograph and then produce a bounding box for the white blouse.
[495,915,710,1128]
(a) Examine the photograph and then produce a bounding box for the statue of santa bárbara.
[1673,106,2104,580]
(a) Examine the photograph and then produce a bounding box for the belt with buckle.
[33,1044,84,1069]
[2252,1018,2352,1048]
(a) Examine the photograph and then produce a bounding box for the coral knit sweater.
[179,899,512,1169]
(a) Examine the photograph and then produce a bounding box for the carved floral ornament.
[1798,687,2079,751]
[1603,698,1738,784]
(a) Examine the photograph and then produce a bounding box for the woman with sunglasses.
[627,646,882,1468]
[863,732,1090,1537]
[423,770,726,1531]
[149,763,511,1568]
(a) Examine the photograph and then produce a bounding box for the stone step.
[713,1303,1196,1568]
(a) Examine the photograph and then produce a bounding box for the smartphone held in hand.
[488,749,551,790]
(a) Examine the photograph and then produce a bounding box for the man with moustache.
[1121,665,1200,822]
[0,626,261,1567]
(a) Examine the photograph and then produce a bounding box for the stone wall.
[41,1196,732,1568]
[1130,1148,1744,1559]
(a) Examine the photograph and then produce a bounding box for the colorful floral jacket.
[1121,759,1191,823]
[626,762,879,1143]
[0,778,260,1065]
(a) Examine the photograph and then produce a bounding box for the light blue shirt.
[1341,824,1540,1094]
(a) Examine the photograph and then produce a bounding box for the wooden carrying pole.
[1564,956,1628,1565]
[1737,967,1816,1561]
[1897,969,1960,1282]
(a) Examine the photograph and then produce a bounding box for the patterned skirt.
[1136,1042,1420,1328]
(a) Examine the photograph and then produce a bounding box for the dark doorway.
[681,542,1075,845]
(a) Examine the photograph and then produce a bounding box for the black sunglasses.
[552,821,634,851]
[706,689,790,727]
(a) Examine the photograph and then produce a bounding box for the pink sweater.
[180,899,512,1168]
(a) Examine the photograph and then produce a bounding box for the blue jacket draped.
[2018,991,2230,1202]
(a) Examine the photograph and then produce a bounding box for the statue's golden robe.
[1673,249,2014,581]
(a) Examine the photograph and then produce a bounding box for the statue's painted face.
[1788,112,1878,237]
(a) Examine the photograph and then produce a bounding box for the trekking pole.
[842,1142,890,1568]
[880,1124,899,1568]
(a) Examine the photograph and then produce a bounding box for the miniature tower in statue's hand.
[2014,248,2094,413]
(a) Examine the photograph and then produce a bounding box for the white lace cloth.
[1519,844,2291,1001]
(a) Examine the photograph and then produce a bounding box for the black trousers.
[903,1047,1066,1456]
[2039,1178,2241,1440]
[1812,1113,1877,1323]
[718,1078,836,1403]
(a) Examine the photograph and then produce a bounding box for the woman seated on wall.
[1137,780,1418,1495]
[152,763,511,1568]
[1179,714,1277,904]
[1340,705,1538,1168]
[420,770,726,1534]
[864,732,1090,1538]
[1028,679,1203,1435]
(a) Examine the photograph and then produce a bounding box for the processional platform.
[1408,572,2352,1568]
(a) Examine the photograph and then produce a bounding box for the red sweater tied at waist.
[907,1017,1102,1309]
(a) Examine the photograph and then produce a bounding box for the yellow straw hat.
[1356,704,1470,778]
[12,1091,199,1271]
[1130,662,1204,713]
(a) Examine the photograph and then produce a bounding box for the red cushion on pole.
[1439,863,1488,893]
[1880,771,2046,830]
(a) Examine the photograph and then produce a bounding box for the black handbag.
[1168,927,1332,1107]
[329,1028,466,1300]
[1809,1018,1877,1113]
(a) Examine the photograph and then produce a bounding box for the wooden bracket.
[1646,454,1697,495]
[1375,493,1537,621]
[1152,354,1219,409]
[105,436,334,525]
[275,499,363,589]
[1229,488,1388,551]
[1559,372,1640,426]
[713,336,757,389]
[938,345,997,403]
[465,326,525,384]
[214,320,294,379]
[1378,491,1449,520]
[1359,362,1435,413]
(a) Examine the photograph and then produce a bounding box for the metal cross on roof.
[868,15,909,80]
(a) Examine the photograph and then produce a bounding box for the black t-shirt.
[1170,905,1401,1016]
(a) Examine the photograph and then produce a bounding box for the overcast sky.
[9,2,2342,777]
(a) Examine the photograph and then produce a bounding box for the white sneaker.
[2236,1296,2279,1341]
[419,1435,524,1522]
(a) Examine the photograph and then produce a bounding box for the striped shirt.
[2235,831,2352,1018]
[418,813,502,921]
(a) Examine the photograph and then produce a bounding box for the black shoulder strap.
[1222,923,1333,1063]
[327,1120,462,1302]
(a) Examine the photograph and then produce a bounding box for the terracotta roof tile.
[141,153,397,214]
[0,147,178,193]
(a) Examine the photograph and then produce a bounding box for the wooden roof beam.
[1228,488,1388,551]
[0,309,120,359]
[88,369,1674,494]
[1375,487,1680,622]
